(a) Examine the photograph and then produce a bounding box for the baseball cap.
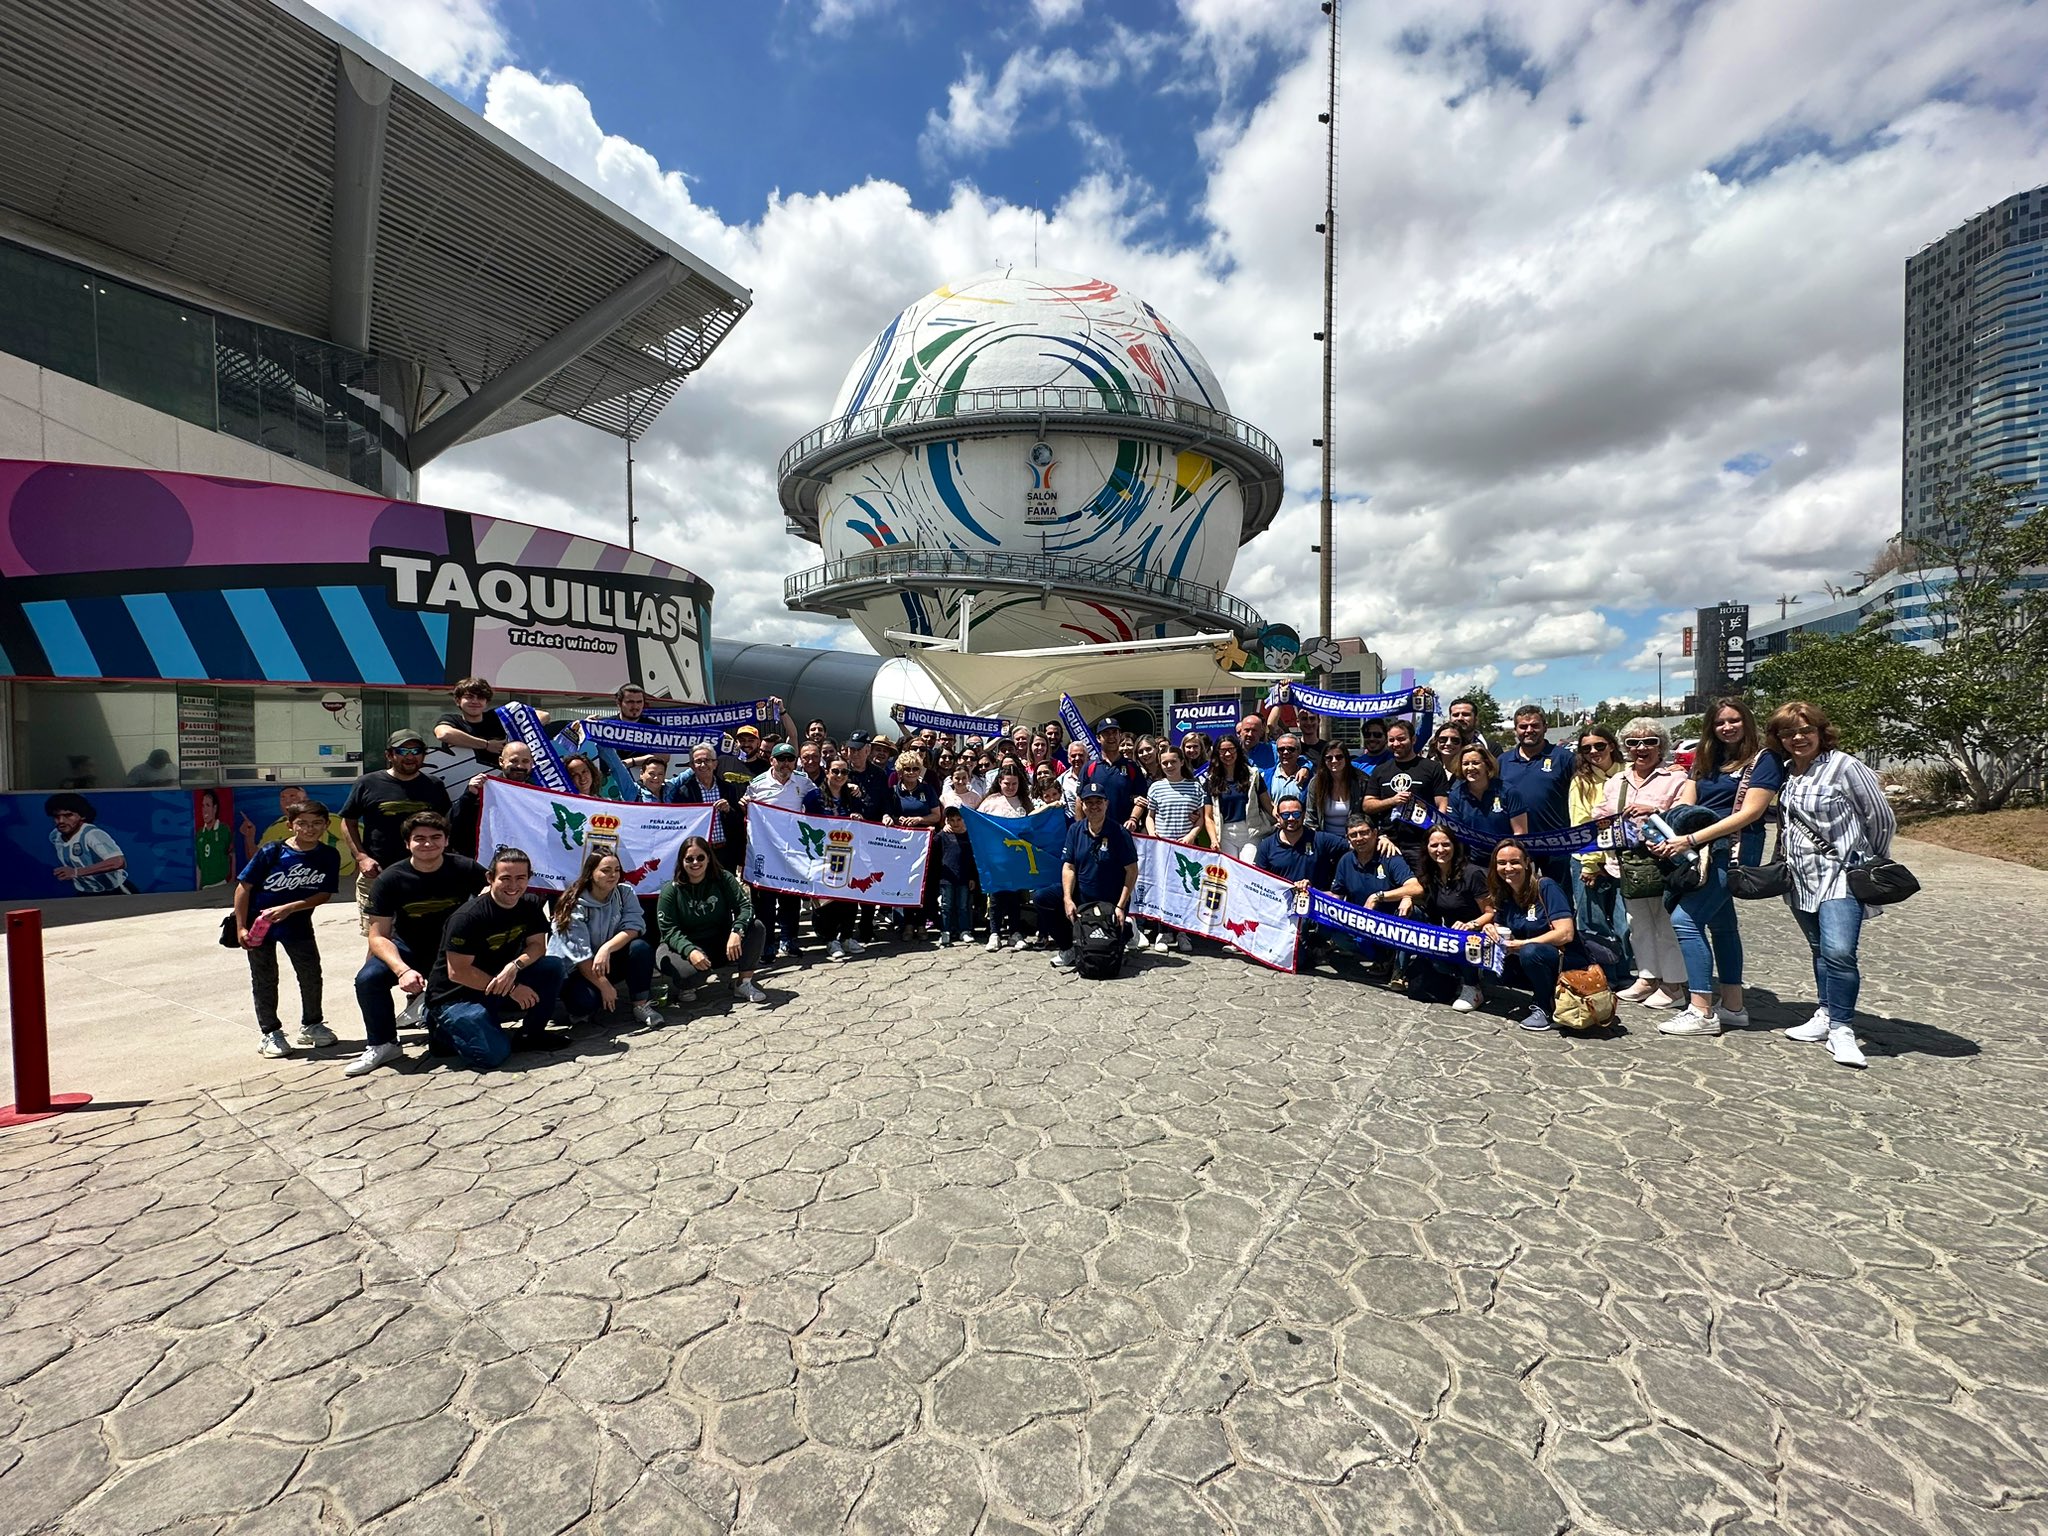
[735,724,761,740]
[771,742,797,759]
[386,728,427,749]
[847,730,872,747]
[1078,782,1109,800]
[1094,715,1123,731]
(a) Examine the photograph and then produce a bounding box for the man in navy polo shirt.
[1086,722,1142,830]
[1498,704,1578,880]
[1253,788,1347,890]
[1037,778,1138,971]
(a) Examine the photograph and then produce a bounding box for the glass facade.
[0,238,403,495]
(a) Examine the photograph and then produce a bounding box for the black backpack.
[1072,901,1127,979]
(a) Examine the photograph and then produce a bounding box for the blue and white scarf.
[897,705,1004,738]
[495,702,574,793]
[1279,683,1425,719]
[642,699,773,730]
[1058,694,1101,759]
[1305,887,1506,973]
[581,717,728,755]
[1388,802,1624,858]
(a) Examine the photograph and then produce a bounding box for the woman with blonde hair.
[1569,723,1630,963]
[1596,718,1690,1008]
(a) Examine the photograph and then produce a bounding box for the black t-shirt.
[340,771,454,867]
[366,854,485,963]
[427,890,549,1008]
[1367,755,1450,855]
[1420,863,1491,926]
[436,709,506,768]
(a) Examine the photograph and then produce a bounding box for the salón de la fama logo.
[375,550,698,655]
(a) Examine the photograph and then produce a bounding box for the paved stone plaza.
[2,835,2045,1535]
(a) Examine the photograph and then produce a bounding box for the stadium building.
[0,0,749,898]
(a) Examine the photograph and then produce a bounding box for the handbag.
[1726,860,1790,900]
[1613,781,1667,900]
[218,911,242,949]
[1554,963,1617,1031]
[1780,773,1919,908]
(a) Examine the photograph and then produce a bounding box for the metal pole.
[1317,0,1340,685]
[1657,651,1664,715]
[625,432,637,552]
[2,908,90,1127]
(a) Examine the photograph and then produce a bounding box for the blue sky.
[320,0,2048,713]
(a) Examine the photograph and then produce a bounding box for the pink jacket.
[1597,762,1690,875]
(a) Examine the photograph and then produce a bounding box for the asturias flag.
[961,805,1068,893]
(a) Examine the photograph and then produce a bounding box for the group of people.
[230,677,1897,1075]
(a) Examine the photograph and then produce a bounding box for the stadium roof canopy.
[0,0,752,463]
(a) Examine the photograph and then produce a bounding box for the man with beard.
[450,741,535,858]
[1361,720,1452,866]
[340,731,453,929]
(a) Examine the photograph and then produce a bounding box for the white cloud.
[1512,662,1548,677]
[1625,613,1695,673]
[921,46,1126,160]
[810,0,898,33]
[414,0,2047,697]
[307,0,509,92]
[1032,0,1086,24]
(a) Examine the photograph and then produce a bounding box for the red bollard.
[1,909,92,1128]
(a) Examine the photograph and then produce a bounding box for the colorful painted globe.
[786,266,1280,654]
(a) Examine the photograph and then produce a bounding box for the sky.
[313,0,2048,710]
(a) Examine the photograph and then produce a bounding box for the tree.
[1750,474,2048,812]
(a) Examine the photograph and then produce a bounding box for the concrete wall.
[0,347,373,498]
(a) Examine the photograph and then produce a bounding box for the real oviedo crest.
[823,827,857,888]
[586,812,622,857]
[1201,861,1230,916]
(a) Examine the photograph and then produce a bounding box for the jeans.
[657,920,767,990]
[1669,852,1744,996]
[355,937,423,1048]
[812,899,855,944]
[1572,865,1636,973]
[753,887,800,951]
[249,924,322,1034]
[431,954,569,1069]
[560,936,656,1017]
[939,880,974,938]
[1790,897,1864,1024]
[989,889,1024,938]
[1502,943,1563,1012]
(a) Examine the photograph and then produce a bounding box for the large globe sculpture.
[778,267,1284,654]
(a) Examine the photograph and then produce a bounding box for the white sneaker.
[1715,1006,1750,1031]
[258,1031,290,1059]
[1128,928,1152,952]
[827,938,847,963]
[344,1042,402,1077]
[1517,1007,1552,1032]
[1051,949,1076,971]
[842,936,866,957]
[398,994,425,1028]
[1012,935,1028,951]
[1659,1007,1723,1037]
[1174,933,1193,954]
[1452,984,1482,1013]
[1640,988,1681,1009]
[986,933,1004,952]
[736,979,769,1004]
[295,1021,337,1049]
[1827,1026,1866,1068]
[937,934,953,948]
[1783,1008,1832,1043]
[632,1001,664,1028]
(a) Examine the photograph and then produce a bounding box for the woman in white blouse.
[1767,700,1895,1069]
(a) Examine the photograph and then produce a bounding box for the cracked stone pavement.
[2,834,2046,1534]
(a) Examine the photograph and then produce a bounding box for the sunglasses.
[1623,738,1660,749]
[682,854,708,864]
[1577,742,1610,754]
[391,746,424,756]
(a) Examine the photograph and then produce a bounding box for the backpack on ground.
[1073,901,1127,979]
[1554,963,1617,1032]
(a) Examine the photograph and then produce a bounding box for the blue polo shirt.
[1081,761,1139,827]
[1253,827,1347,888]
[1446,777,1522,843]
[1063,819,1138,903]
[1504,875,1587,968]
[1329,850,1413,904]
[1498,740,1577,832]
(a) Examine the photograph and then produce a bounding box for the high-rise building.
[1902,185,2048,543]
[1691,602,1750,706]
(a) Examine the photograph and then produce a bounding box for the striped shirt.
[1146,777,1208,840]
[1779,750,1895,912]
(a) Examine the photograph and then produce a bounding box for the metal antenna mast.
[1316,0,1340,681]
[625,429,637,552]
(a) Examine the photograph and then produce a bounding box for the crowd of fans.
[230,679,1896,1075]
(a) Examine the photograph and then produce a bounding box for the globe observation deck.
[775,268,1282,654]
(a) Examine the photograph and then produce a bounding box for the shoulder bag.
[1725,755,1790,899]
[1779,781,1919,906]
[1554,962,1617,1032]
[1613,780,1667,901]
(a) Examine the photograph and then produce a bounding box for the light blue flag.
[962,804,1068,893]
